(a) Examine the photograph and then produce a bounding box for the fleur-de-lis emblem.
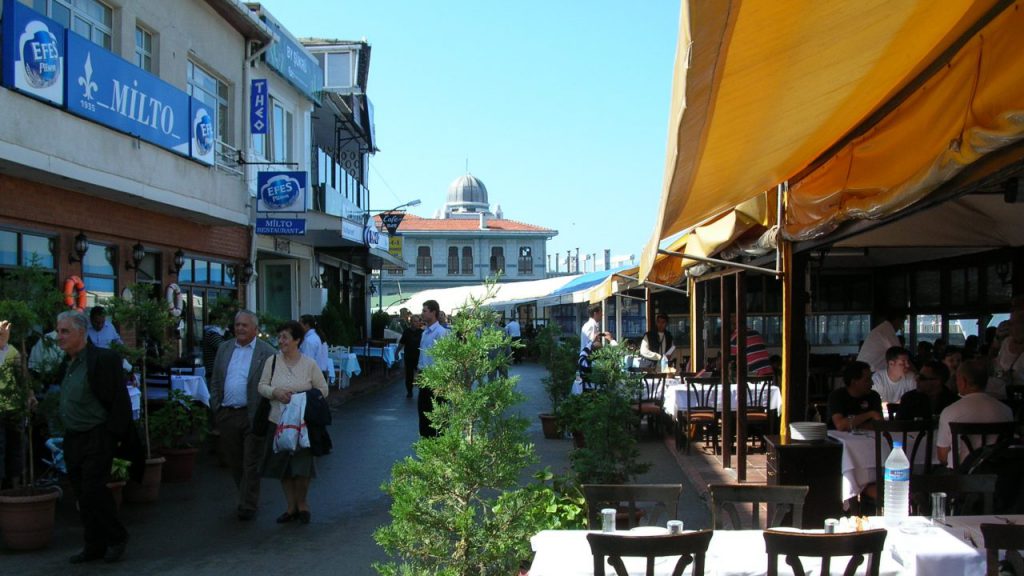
[78,53,97,100]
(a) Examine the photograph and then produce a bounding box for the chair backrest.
[909,473,996,515]
[980,523,1024,576]
[949,421,1016,470]
[685,377,721,413]
[709,484,809,530]
[885,403,900,421]
[582,484,683,530]
[145,371,172,388]
[639,373,667,406]
[764,528,888,576]
[870,418,934,501]
[746,376,775,412]
[587,530,714,576]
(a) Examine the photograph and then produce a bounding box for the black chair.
[633,373,667,436]
[143,370,172,403]
[587,530,714,576]
[949,421,1016,472]
[869,419,934,504]
[709,484,808,530]
[909,473,996,516]
[745,376,777,450]
[885,403,900,421]
[677,377,721,454]
[764,528,888,576]
[582,484,682,530]
[980,523,1024,576]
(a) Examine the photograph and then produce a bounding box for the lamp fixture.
[125,242,146,270]
[169,249,186,275]
[68,231,89,264]
[238,261,255,284]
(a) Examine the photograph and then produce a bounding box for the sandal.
[276,511,297,524]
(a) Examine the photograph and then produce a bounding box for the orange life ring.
[166,283,184,317]
[63,275,87,311]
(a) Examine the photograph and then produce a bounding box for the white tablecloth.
[827,430,937,502]
[356,343,402,367]
[171,366,206,379]
[663,380,782,417]
[128,386,141,420]
[172,374,210,406]
[530,522,983,576]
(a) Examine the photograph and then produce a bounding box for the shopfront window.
[82,242,116,307]
[179,257,238,360]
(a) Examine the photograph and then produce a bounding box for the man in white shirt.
[299,314,330,382]
[504,318,522,364]
[871,346,917,405]
[581,305,610,353]
[417,299,449,437]
[856,311,905,373]
[86,307,122,349]
[936,359,1014,468]
[639,313,674,370]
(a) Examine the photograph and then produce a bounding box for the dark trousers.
[215,407,263,512]
[404,359,418,395]
[65,425,126,553]
[417,378,438,438]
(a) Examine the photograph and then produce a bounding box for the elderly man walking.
[55,310,139,564]
[208,310,275,521]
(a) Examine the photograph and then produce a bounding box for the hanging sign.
[256,218,306,236]
[257,171,307,212]
[380,212,405,236]
[250,78,267,134]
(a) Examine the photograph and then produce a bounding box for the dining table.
[356,343,402,368]
[827,430,937,503]
[530,516,997,576]
[327,351,362,388]
[662,378,782,417]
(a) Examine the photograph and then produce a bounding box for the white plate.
[627,526,670,536]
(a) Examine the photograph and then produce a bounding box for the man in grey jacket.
[208,310,275,521]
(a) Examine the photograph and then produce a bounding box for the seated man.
[936,359,1014,469]
[871,346,916,406]
[828,360,884,431]
[895,360,958,421]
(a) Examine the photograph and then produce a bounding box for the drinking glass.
[601,508,617,532]
[930,492,947,526]
[667,520,684,534]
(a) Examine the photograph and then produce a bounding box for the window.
[34,0,112,50]
[447,247,459,276]
[82,242,116,308]
[0,230,55,269]
[323,51,354,89]
[271,100,293,162]
[135,25,153,72]
[187,61,230,145]
[178,256,237,359]
[417,246,432,276]
[489,247,505,275]
[518,246,533,275]
[461,247,473,275]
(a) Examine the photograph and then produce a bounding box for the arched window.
[461,247,473,275]
[417,246,432,275]
[448,246,459,276]
[490,247,505,274]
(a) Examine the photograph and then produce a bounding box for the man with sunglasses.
[895,360,958,421]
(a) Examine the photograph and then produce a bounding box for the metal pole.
[720,275,731,469]
[736,271,747,481]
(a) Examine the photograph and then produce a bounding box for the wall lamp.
[237,261,255,284]
[169,249,186,275]
[68,231,89,264]
[125,242,146,270]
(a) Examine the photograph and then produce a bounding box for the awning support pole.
[658,249,781,277]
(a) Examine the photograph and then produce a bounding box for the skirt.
[261,431,317,479]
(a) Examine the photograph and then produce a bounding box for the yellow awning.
[585,265,640,304]
[642,0,1005,281]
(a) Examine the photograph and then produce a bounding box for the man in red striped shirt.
[730,329,774,376]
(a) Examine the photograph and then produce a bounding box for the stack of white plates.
[789,422,826,441]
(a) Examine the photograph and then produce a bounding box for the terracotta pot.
[107,480,126,512]
[539,413,562,439]
[157,447,199,483]
[124,456,165,503]
[0,486,61,550]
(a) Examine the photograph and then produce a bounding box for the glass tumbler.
[601,508,617,532]
[667,520,684,534]
[930,492,947,525]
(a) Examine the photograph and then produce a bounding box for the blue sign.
[190,98,215,165]
[261,16,322,103]
[257,171,307,212]
[256,218,306,236]
[2,0,65,106]
[250,78,268,134]
[65,32,190,156]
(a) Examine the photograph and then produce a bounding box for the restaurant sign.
[1,0,65,106]
[261,16,322,103]
[257,171,307,213]
[341,218,362,243]
[380,212,405,235]
[388,235,403,259]
[250,78,268,134]
[256,218,306,236]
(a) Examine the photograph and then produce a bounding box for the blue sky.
[260,0,680,271]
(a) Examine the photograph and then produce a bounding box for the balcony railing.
[215,140,243,177]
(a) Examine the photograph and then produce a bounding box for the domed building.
[379,174,557,297]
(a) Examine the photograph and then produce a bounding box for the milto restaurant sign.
[1,0,214,165]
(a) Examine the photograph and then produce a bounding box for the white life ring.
[166,283,184,317]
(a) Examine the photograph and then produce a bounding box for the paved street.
[2,362,708,575]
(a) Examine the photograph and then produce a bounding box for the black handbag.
[305,387,332,456]
[251,356,275,436]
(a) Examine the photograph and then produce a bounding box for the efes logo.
[19,22,60,88]
[259,174,302,209]
[193,108,214,156]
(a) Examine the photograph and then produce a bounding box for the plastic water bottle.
[659,354,669,373]
[884,441,911,525]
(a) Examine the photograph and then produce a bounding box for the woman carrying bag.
[257,320,328,525]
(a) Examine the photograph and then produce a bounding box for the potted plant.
[371,308,390,340]
[148,389,208,483]
[107,458,131,511]
[539,336,578,439]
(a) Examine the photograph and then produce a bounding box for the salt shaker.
[824,518,838,533]
[667,520,684,534]
[601,508,617,532]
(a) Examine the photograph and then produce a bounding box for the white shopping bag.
[273,392,310,453]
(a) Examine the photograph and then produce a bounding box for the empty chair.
[764,528,888,576]
[745,376,777,450]
[582,484,683,530]
[980,523,1024,576]
[587,530,714,576]
[143,370,172,403]
[677,377,721,454]
[910,473,997,516]
[633,373,667,436]
[709,484,808,530]
[869,418,934,505]
[949,421,1016,472]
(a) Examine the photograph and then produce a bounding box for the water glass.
[930,492,947,525]
[667,520,684,534]
[601,508,617,533]
[824,518,839,533]
[847,416,856,434]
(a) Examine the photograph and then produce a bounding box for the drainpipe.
[241,38,273,308]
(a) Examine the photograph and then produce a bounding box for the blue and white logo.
[193,108,213,155]
[3,0,66,106]
[257,172,306,212]
[20,25,60,88]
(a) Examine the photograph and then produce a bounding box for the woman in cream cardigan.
[258,320,328,524]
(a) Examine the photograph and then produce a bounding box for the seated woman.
[257,320,329,525]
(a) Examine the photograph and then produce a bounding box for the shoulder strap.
[271,355,277,382]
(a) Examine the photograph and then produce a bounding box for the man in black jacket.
[56,310,141,564]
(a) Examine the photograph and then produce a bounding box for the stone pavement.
[0,362,713,575]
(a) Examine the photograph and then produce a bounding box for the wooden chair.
[143,370,172,403]
[949,421,1016,472]
[587,530,713,576]
[709,484,808,530]
[677,377,721,454]
[764,528,888,576]
[980,523,1024,576]
[745,376,777,450]
[909,473,996,516]
[582,484,683,530]
[869,418,934,504]
[633,373,667,436]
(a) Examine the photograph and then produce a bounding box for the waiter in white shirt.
[87,307,122,349]
[299,314,330,383]
[417,299,449,437]
[504,317,522,364]
[856,311,905,373]
[581,305,611,353]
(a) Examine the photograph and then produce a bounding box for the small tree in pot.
[539,335,579,439]
[148,389,208,483]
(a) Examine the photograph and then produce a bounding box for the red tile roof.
[375,213,556,234]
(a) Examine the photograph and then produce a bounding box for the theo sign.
[256,218,306,236]
[380,212,405,236]
[257,171,307,212]
[250,78,268,134]
[1,0,65,106]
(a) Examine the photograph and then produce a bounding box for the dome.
[445,174,490,214]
